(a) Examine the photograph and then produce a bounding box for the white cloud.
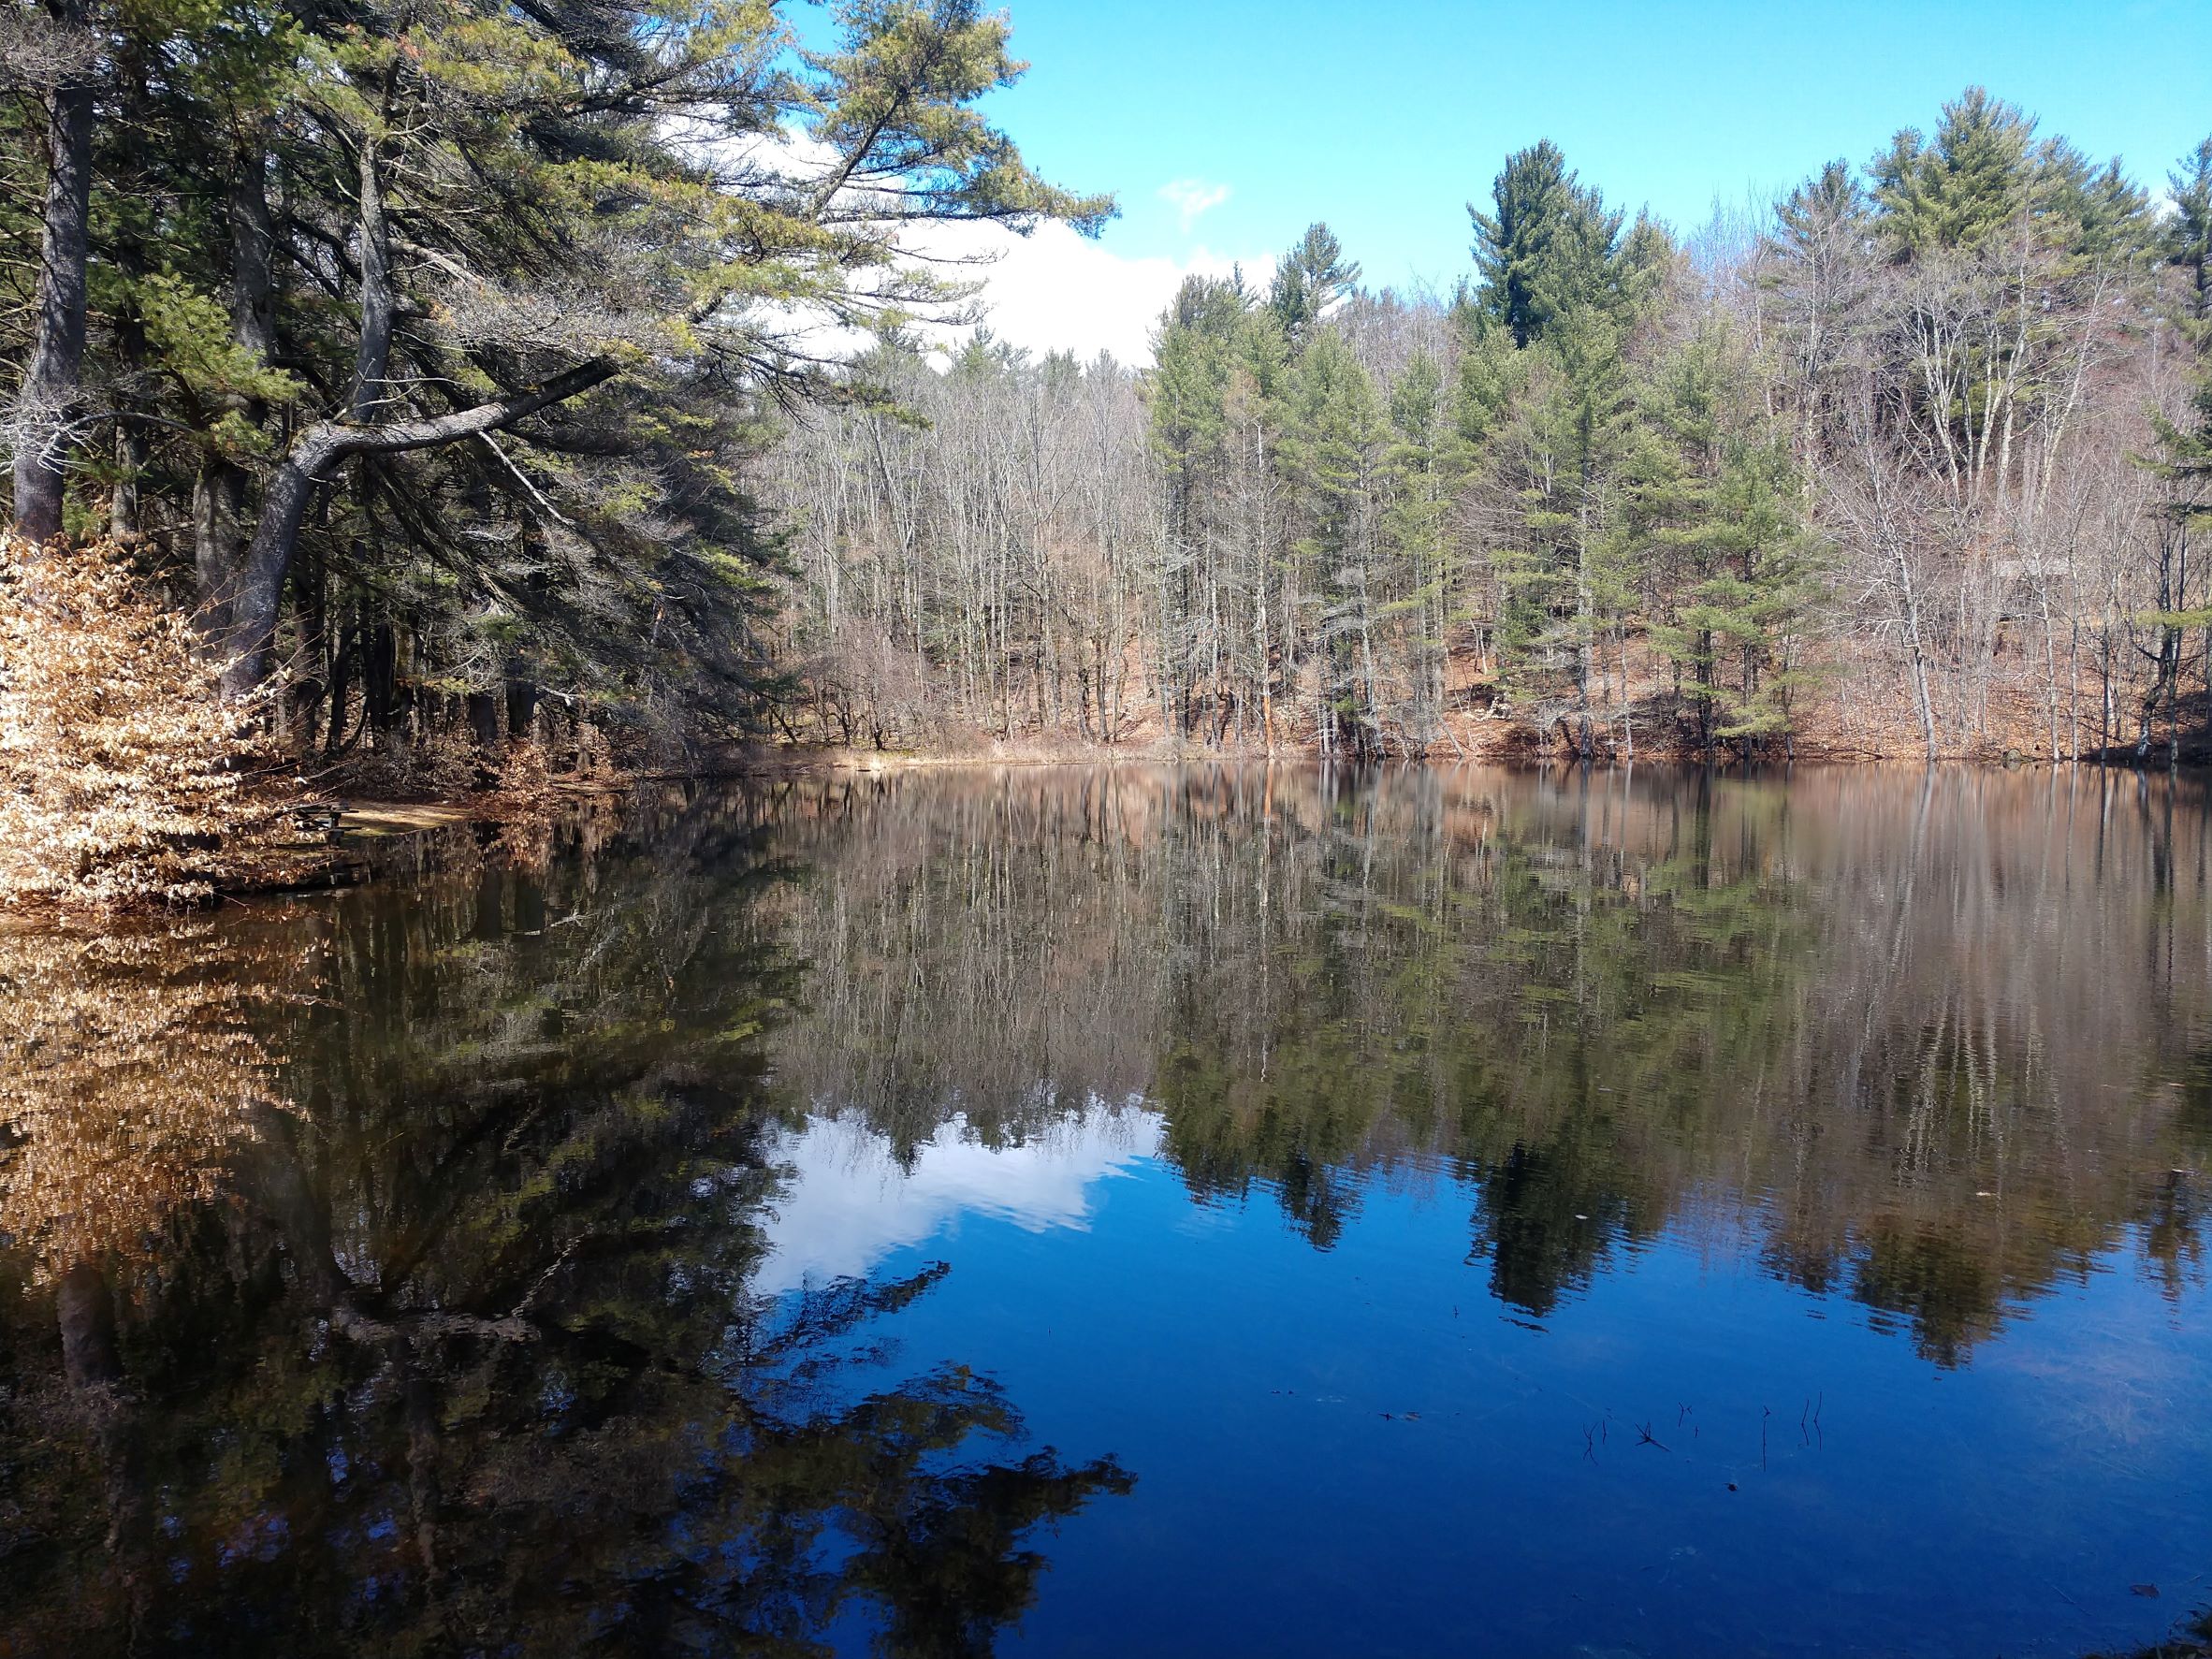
[668,122,1270,369]
[752,1105,1164,1296]
[909,219,1274,366]
[1158,177,1232,230]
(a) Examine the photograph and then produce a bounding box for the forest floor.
[729,633,2212,768]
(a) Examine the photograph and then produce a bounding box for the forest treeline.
[768,95,2212,763]
[2,0,2211,833]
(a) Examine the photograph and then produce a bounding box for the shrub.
[0,537,282,908]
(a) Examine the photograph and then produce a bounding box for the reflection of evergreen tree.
[0,802,1130,1656]
[1463,1137,1633,1320]
[1850,1221,2008,1367]
[753,768,2212,1361]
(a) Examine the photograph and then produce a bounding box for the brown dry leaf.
[0,537,294,910]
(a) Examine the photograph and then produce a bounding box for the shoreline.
[676,736,2212,775]
[8,749,2204,924]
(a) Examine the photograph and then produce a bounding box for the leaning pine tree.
[1,0,1108,902]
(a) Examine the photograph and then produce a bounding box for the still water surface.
[2,766,2209,1657]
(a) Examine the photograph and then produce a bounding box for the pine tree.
[1468,141,1626,347]
[1485,301,1638,754]
[1869,87,2038,254]
[7,0,1113,750]
[1383,349,1466,748]
[2169,138,2212,325]
[1635,323,1826,756]
[1149,276,1244,734]
[1268,223,1361,351]
[1767,161,1870,454]
[2136,138,2212,760]
[1280,327,1383,757]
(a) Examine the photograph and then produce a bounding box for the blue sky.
[836,0,2212,363]
[982,0,2212,284]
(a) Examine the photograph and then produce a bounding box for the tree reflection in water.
[0,800,1130,1657]
[760,764,2212,1361]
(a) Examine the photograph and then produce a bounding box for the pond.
[2,765,2208,1657]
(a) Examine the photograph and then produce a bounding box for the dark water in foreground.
[3,766,2210,1658]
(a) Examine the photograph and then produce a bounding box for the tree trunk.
[195,135,280,644]
[10,15,95,543]
[107,298,150,540]
[468,690,502,785]
[57,1259,121,1390]
[324,626,357,755]
[504,668,538,738]
[364,616,399,736]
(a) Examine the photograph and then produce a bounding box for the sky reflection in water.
[769,1100,2207,1659]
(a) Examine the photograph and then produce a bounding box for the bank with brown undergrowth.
[0,539,635,916]
[6,533,2202,921]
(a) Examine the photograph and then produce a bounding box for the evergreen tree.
[1630,322,1826,755]
[1767,160,1870,451]
[1616,210,1679,316]
[1383,348,1466,746]
[1149,275,1242,732]
[1268,222,1362,350]
[1486,301,1638,754]
[1777,161,1870,250]
[1870,86,2038,254]
[1468,141,1626,347]
[6,0,1111,741]
[1869,86,2150,266]
[1281,327,1383,757]
[2169,138,2212,325]
[2138,140,2212,756]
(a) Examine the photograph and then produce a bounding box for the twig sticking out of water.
[1801,1392,1826,1448]
[1636,1420,1670,1452]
